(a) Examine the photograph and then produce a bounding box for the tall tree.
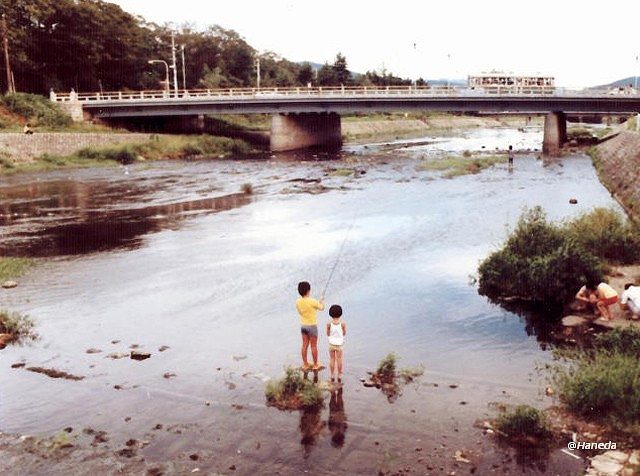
[333,53,351,85]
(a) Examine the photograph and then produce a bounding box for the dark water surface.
[0,128,619,474]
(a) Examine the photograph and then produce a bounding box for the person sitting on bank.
[619,283,640,319]
[576,281,619,321]
[23,123,34,135]
[295,281,325,371]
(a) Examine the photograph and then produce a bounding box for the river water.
[0,127,620,474]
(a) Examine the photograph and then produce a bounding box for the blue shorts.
[301,325,318,337]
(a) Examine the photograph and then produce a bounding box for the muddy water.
[0,128,619,474]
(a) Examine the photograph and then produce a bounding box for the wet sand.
[0,127,619,474]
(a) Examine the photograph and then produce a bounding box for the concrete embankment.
[0,133,155,162]
[592,131,640,221]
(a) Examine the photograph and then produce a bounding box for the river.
[0,127,620,474]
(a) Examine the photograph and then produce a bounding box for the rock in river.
[130,350,151,361]
[2,281,18,289]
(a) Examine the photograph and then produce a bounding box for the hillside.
[592,76,640,89]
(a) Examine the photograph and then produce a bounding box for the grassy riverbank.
[0,135,256,174]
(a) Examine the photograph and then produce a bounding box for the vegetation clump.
[265,367,324,410]
[478,206,640,305]
[0,257,33,282]
[364,353,424,402]
[0,309,38,348]
[494,405,552,446]
[553,327,640,431]
[1,93,71,128]
[417,154,506,178]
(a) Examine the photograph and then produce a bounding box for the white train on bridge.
[467,72,555,95]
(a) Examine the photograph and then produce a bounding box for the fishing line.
[321,211,358,298]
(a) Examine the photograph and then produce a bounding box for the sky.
[110,0,640,88]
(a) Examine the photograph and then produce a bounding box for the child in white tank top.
[326,304,347,383]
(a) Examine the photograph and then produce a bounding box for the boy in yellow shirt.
[296,281,325,370]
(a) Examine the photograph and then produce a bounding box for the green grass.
[330,168,355,177]
[207,114,271,131]
[1,135,256,174]
[494,405,552,442]
[1,93,71,129]
[553,328,640,431]
[265,367,324,409]
[0,309,38,342]
[417,154,507,178]
[0,257,34,282]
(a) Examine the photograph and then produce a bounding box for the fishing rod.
[321,212,358,298]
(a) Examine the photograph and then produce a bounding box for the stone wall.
[593,131,640,221]
[0,133,155,162]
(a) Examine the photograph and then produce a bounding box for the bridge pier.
[543,112,567,156]
[270,113,342,152]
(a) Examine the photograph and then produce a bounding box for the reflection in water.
[0,192,250,257]
[328,388,347,448]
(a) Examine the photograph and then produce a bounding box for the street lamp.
[148,60,170,93]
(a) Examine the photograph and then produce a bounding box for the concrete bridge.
[52,86,640,154]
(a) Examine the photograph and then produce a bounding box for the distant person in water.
[508,145,514,168]
[576,281,618,321]
[296,281,324,370]
[619,283,640,319]
[327,304,346,383]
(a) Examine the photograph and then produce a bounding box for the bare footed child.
[296,281,325,370]
[327,304,346,383]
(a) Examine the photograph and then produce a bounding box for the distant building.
[468,72,555,93]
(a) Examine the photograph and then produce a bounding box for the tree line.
[0,0,422,95]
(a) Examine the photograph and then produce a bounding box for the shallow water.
[0,128,618,474]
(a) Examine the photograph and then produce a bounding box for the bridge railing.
[50,85,637,103]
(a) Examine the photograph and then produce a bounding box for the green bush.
[495,405,551,440]
[77,145,137,164]
[1,93,71,128]
[265,367,324,409]
[0,309,38,342]
[594,327,640,355]
[553,328,640,431]
[478,207,603,304]
[555,351,640,426]
[376,353,397,383]
[566,208,640,264]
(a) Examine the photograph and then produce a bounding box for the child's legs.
[597,301,611,319]
[337,349,343,375]
[329,349,337,376]
[310,335,318,364]
[301,333,310,364]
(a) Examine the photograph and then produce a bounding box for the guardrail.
[50,85,640,103]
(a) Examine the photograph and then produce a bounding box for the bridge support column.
[270,113,342,152]
[543,111,567,156]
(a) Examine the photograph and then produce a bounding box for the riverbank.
[590,130,640,222]
[342,113,537,142]
[0,134,256,174]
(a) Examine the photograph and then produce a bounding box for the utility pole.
[170,31,178,97]
[181,44,186,91]
[255,57,260,89]
[1,13,16,93]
